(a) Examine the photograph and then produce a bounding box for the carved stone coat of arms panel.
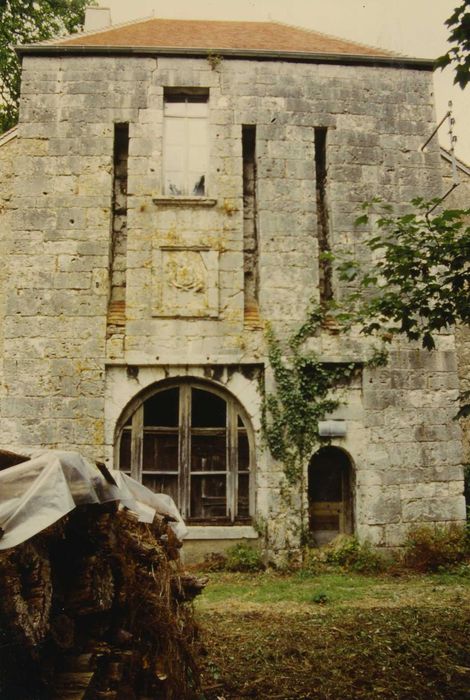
[152,246,219,317]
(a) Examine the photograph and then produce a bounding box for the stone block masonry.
[441,154,470,470]
[0,130,20,398]
[0,52,466,560]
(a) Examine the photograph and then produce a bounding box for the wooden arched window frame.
[116,381,255,523]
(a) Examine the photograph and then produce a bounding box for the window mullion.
[249,433,255,518]
[179,384,191,518]
[131,405,143,482]
[228,402,238,522]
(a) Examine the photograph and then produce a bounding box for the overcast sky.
[95,0,469,162]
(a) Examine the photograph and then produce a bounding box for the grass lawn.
[194,569,470,700]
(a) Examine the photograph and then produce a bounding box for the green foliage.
[309,536,387,574]
[326,538,386,573]
[262,308,356,485]
[310,591,329,605]
[301,527,470,577]
[202,545,264,572]
[0,0,95,132]
[336,198,470,351]
[402,523,469,573]
[196,570,386,607]
[366,345,389,368]
[224,543,264,572]
[197,569,470,611]
[435,0,470,88]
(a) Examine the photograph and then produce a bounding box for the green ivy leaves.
[435,1,470,89]
[336,198,470,351]
[261,312,356,486]
[0,0,96,132]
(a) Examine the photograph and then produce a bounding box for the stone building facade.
[441,149,470,470]
[0,17,466,562]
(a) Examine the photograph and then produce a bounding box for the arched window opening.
[117,382,254,523]
[308,447,353,546]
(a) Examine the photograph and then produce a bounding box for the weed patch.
[224,543,264,572]
[402,523,469,572]
[201,544,264,573]
[302,536,389,574]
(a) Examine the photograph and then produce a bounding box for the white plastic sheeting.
[0,450,187,550]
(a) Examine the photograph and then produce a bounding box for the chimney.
[84,6,112,32]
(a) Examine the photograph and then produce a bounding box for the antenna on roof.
[421,101,460,214]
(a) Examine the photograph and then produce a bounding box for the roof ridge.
[149,18,273,25]
[269,19,399,57]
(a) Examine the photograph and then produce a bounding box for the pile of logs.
[0,494,205,699]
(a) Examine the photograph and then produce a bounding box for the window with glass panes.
[118,383,253,522]
[163,90,208,196]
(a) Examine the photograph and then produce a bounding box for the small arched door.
[308,447,353,546]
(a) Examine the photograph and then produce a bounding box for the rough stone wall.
[109,58,445,365]
[358,344,464,546]
[0,56,119,458]
[1,53,466,557]
[441,154,470,467]
[0,130,19,397]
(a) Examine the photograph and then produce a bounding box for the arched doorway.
[308,447,353,546]
[115,379,255,523]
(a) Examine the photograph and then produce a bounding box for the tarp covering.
[0,450,187,549]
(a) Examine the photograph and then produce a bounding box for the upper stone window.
[163,89,209,196]
[117,381,253,523]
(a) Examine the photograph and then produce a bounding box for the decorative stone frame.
[152,246,219,318]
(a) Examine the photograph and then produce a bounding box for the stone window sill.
[185,525,259,540]
[152,195,217,207]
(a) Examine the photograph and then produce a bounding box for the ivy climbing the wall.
[262,305,358,484]
[261,305,358,545]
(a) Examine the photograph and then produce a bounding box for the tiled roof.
[55,18,395,58]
